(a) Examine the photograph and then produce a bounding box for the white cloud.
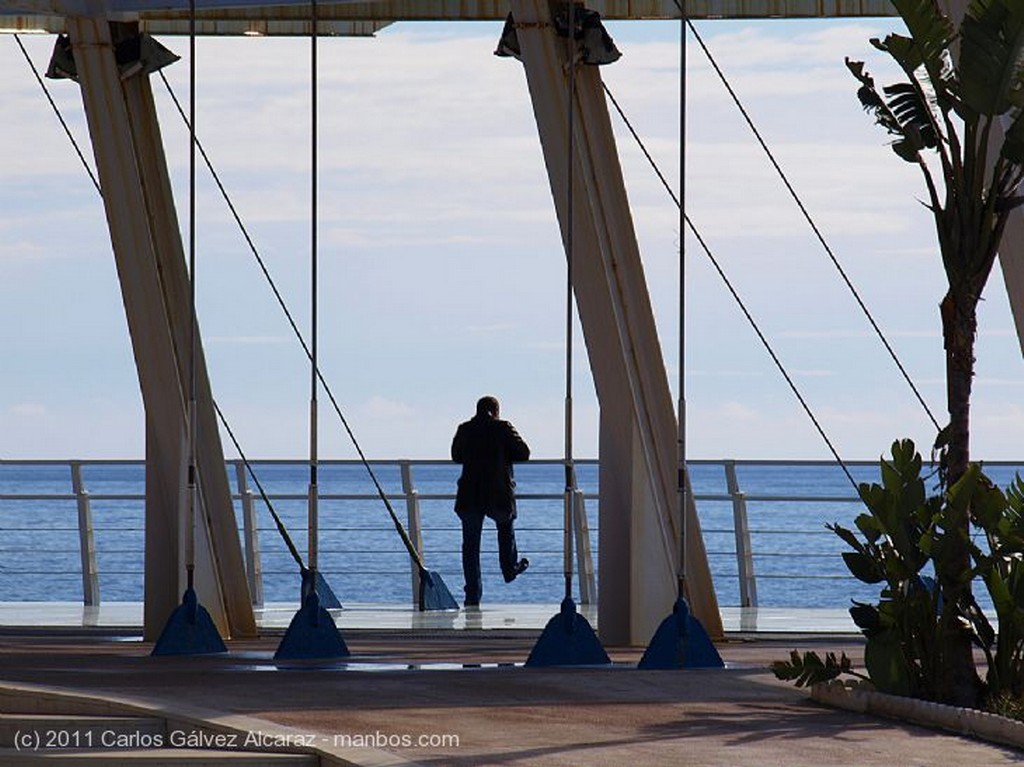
[688,399,939,461]
[975,377,1024,388]
[792,369,836,378]
[361,396,414,420]
[9,403,47,417]
[3,19,1021,465]
[0,400,143,458]
[774,329,943,340]
[206,335,289,345]
[0,240,47,265]
[467,322,519,334]
[687,369,765,378]
[713,401,760,422]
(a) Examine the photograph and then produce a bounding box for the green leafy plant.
[985,691,1024,722]
[829,439,946,699]
[848,0,1024,705]
[771,650,868,688]
[965,471,1024,697]
[800,439,1024,711]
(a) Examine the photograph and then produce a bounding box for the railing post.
[70,462,100,607]
[724,460,757,608]
[234,461,264,609]
[573,489,596,604]
[400,462,425,607]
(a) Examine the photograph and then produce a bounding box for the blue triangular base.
[274,590,350,660]
[301,568,343,610]
[525,597,611,667]
[418,569,459,611]
[637,597,724,669]
[151,587,227,656]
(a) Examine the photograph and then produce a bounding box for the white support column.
[66,17,255,640]
[995,214,1024,356]
[122,66,256,640]
[508,0,722,644]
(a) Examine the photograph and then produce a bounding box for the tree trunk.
[938,290,981,707]
[941,291,974,484]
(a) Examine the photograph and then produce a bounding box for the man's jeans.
[460,512,520,605]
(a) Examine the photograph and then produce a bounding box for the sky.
[3,16,1024,462]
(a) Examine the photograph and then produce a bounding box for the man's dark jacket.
[451,414,530,522]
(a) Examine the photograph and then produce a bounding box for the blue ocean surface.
[1,458,1021,611]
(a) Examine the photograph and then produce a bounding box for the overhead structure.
[1,0,901,36]
[30,0,1024,647]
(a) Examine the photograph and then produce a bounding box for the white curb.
[812,680,1024,751]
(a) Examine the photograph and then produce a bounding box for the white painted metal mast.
[677,0,689,604]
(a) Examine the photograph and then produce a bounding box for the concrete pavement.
[0,630,1019,766]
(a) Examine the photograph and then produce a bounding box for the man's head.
[476,396,500,418]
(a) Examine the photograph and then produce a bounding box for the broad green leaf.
[972,477,1008,530]
[893,138,924,162]
[1007,475,1024,517]
[1002,109,1024,163]
[947,462,982,513]
[961,0,1024,116]
[855,512,884,543]
[850,601,882,633]
[892,438,917,465]
[986,567,1015,613]
[770,650,854,687]
[847,58,922,163]
[860,483,887,515]
[881,458,903,494]
[890,0,956,90]
[830,523,867,553]
[884,83,939,148]
[843,551,886,583]
[968,598,996,646]
[918,529,935,556]
[873,32,925,72]
[865,629,916,696]
[850,71,893,131]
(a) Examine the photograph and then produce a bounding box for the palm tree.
[847,0,1024,706]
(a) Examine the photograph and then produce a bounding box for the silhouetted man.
[451,395,531,607]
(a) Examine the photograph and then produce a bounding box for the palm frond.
[848,58,928,162]
[1001,108,1024,163]
[885,82,940,148]
[961,0,1024,116]
[871,33,924,72]
[873,33,959,113]
[771,650,855,688]
[890,0,956,89]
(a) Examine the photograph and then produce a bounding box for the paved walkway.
[0,602,859,633]
[0,628,1019,766]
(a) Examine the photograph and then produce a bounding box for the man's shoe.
[503,558,530,583]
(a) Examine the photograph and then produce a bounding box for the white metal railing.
[689,458,1024,610]
[691,458,874,609]
[5,457,1022,610]
[0,458,599,607]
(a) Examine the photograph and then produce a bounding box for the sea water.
[1,459,1020,611]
